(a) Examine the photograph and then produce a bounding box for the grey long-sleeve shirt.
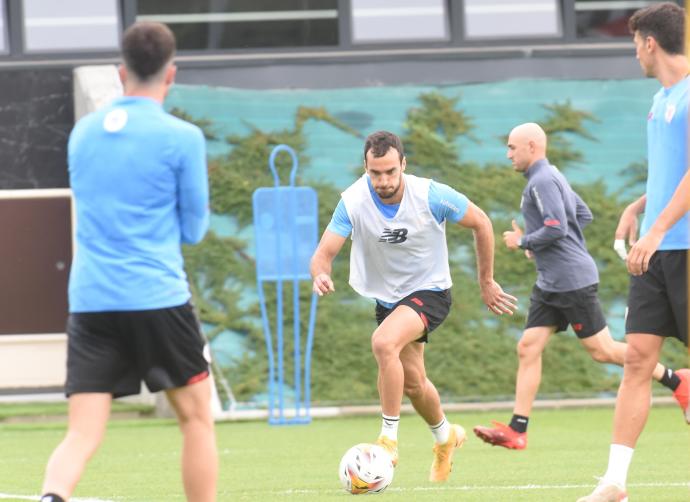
[519,159,599,292]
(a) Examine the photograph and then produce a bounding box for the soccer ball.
[338,443,395,494]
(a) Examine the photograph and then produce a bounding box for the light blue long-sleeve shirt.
[68,96,209,312]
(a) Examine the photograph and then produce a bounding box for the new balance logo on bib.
[379,228,408,243]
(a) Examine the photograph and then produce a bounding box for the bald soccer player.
[473,123,686,451]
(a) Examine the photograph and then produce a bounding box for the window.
[136,0,338,50]
[351,0,449,44]
[22,0,119,53]
[0,2,6,54]
[464,0,562,40]
[574,0,676,38]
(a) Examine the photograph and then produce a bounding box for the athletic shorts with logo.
[625,250,688,346]
[375,289,452,343]
[525,283,606,339]
[65,302,210,398]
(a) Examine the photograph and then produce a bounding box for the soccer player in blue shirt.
[40,22,216,502]
[580,3,689,501]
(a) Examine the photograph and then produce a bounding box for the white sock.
[430,416,450,444]
[602,444,634,487]
[380,414,399,441]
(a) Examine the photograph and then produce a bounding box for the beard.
[376,182,401,200]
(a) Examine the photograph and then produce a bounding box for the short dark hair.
[364,131,404,163]
[628,2,685,55]
[122,22,176,82]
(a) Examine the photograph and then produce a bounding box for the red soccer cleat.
[473,421,527,450]
[673,368,690,424]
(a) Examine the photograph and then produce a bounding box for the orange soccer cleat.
[375,436,399,467]
[429,424,466,482]
[473,421,527,450]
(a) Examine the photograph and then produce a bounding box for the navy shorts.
[65,302,210,398]
[626,250,688,346]
[525,284,607,339]
[375,289,452,343]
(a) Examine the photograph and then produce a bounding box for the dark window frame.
[0,0,659,62]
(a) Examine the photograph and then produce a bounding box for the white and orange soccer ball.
[338,443,395,495]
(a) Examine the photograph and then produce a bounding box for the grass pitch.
[0,405,688,501]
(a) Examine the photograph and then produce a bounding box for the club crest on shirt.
[378,228,408,244]
[664,104,676,123]
[103,108,128,132]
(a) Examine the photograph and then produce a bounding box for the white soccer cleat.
[577,479,628,502]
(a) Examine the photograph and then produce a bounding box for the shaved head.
[506,122,548,172]
[510,123,547,152]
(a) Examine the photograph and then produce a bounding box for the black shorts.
[375,289,452,343]
[525,284,607,339]
[65,302,210,398]
[625,250,688,346]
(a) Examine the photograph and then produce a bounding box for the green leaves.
[178,90,683,404]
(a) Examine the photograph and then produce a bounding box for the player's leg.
[166,377,217,502]
[136,302,217,502]
[579,252,687,500]
[578,326,677,384]
[577,333,662,502]
[42,312,133,500]
[614,334,664,447]
[371,304,426,419]
[474,285,561,449]
[399,342,442,425]
[372,289,452,464]
[514,326,556,417]
[372,290,452,425]
[370,304,424,463]
[399,342,465,482]
[42,393,112,500]
[571,285,680,387]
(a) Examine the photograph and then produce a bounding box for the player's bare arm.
[627,171,690,275]
[458,202,518,315]
[310,230,347,296]
[613,194,646,260]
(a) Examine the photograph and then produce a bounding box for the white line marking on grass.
[0,495,116,502]
[273,481,690,496]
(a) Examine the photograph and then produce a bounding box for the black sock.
[659,367,682,391]
[509,414,529,433]
[41,495,66,502]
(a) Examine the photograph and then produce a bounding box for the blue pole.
[256,280,275,421]
[274,189,285,424]
[304,291,318,422]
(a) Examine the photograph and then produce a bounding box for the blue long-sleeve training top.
[67,96,210,312]
[519,158,598,292]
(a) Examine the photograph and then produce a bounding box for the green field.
[1,406,688,501]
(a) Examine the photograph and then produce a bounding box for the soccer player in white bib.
[311,131,517,482]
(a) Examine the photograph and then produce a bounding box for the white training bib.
[342,173,452,303]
